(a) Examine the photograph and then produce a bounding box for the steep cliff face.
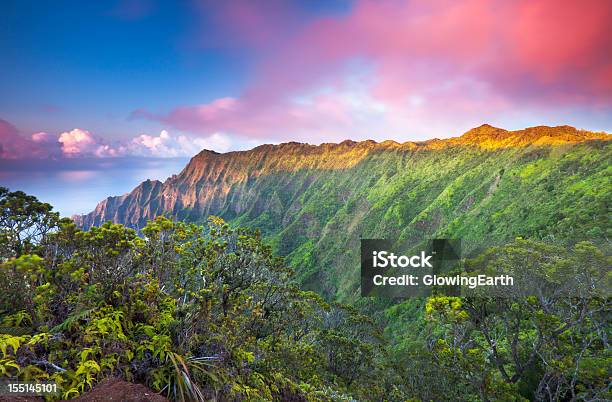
[75,179,164,229]
[74,125,611,300]
[74,139,387,229]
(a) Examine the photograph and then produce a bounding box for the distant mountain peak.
[453,124,608,149]
[462,123,505,136]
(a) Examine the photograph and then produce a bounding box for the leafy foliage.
[423,240,610,401]
[0,189,387,400]
[1,179,609,401]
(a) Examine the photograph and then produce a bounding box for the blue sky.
[2,1,240,137]
[1,0,350,138]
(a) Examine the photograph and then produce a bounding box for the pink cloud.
[0,119,60,159]
[161,97,239,130]
[0,118,233,160]
[58,129,102,156]
[31,132,58,144]
[510,0,612,96]
[134,0,612,140]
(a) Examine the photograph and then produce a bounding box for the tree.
[426,239,611,401]
[0,187,60,259]
[0,195,392,401]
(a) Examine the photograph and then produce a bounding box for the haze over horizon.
[1,0,611,215]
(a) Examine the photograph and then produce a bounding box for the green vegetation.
[2,138,611,400]
[0,188,388,400]
[1,181,610,400]
[203,141,612,303]
[422,240,610,401]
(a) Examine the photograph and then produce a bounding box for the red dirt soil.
[0,378,168,402]
[69,378,168,401]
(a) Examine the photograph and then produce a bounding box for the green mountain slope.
[75,125,611,302]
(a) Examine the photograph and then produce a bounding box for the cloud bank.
[0,119,231,160]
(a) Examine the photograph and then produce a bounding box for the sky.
[1,0,611,216]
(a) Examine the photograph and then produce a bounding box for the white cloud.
[31,132,58,143]
[58,129,111,157]
[53,128,231,158]
[125,130,232,157]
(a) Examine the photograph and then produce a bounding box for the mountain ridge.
[185,124,610,158]
[74,124,610,231]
